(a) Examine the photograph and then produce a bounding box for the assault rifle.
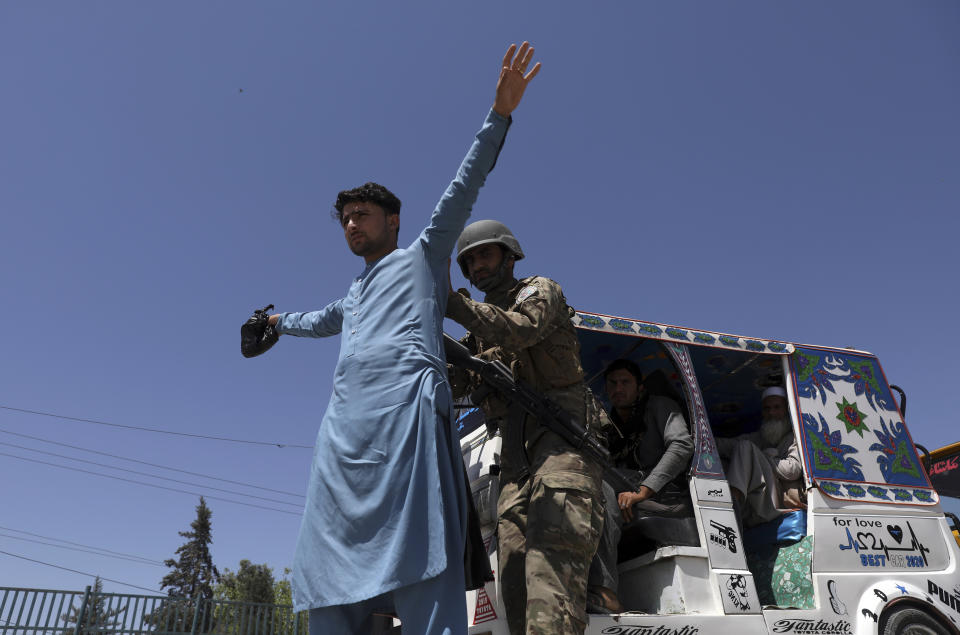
[444,334,637,495]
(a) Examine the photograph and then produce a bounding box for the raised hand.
[493,42,541,118]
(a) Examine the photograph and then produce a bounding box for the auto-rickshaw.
[460,310,960,635]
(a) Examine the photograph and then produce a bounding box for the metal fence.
[0,587,307,635]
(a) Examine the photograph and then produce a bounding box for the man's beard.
[472,257,512,292]
[760,418,791,446]
[348,232,387,258]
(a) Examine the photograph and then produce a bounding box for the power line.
[0,452,302,516]
[0,525,164,565]
[0,532,165,567]
[0,548,159,593]
[0,428,304,498]
[0,441,303,506]
[0,405,313,449]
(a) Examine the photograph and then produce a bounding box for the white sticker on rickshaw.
[693,477,731,504]
[812,514,948,572]
[769,619,851,634]
[698,507,746,569]
[718,573,758,614]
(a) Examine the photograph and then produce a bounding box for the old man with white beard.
[716,387,805,527]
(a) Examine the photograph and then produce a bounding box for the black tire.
[881,606,951,635]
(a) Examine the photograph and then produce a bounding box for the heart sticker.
[887,525,904,543]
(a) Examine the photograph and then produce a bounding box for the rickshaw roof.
[572,309,872,357]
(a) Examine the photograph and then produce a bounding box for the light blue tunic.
[275,109,510,611]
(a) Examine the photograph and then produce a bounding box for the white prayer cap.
[762,386,787,401]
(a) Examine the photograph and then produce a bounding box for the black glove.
[241,304,279,358]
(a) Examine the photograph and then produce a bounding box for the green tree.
[273,568,292,608]
[272,568,307,635]
[215,560,276,634]
[149,497,220,632]
[60,577,126,635]
[216,560,275,604]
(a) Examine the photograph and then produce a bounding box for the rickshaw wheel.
[880,606,950,635]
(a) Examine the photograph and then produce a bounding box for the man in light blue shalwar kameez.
[266,44,541,634]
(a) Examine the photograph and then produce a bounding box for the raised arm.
[420,42,541,260]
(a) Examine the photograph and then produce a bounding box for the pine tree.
[150,497,220,632]
[61,577,126,635]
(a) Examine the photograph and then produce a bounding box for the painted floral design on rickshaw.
[792,346,935,502]
[820,481,842,495]
[868,417,926,487]
[636,323,662,336]
[693,332,715,345]
[578,314,605,329]
[889,488,914,502]
[866,485,890,500]
[608,318,634,333]
[793,350,895,411]
[835,397,869,438]
[719,335,740,348]
[802,412,864,480]
[843,484,867,498]
[664,341,723,478]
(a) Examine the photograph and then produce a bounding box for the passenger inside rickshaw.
[686,344,808,536]
[580,337,700,558]
[583,346,699,613]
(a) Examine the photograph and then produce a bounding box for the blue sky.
[1,2,958,594]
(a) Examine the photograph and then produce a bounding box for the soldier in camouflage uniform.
[445,220,604,635]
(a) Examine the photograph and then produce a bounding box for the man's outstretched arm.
[420,42,541,260]
[268,299,345,338]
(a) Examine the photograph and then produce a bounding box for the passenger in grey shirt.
[587,359,694,613]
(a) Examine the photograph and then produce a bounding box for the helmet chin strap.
[472,254,515,292]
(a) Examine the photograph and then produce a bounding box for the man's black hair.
[332,182,402,223]
[604,358,643,384]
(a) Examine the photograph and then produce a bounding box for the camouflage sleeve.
[445,278,564,350]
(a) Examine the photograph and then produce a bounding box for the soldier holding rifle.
[446,222,605,635]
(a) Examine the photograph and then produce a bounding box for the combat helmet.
[455,220,525,278]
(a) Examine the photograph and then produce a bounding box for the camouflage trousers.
[497,430,603,635]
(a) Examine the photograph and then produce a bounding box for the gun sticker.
[699,507,745,569]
